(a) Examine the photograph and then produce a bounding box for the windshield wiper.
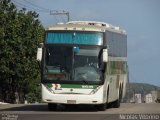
[81,79,89,85]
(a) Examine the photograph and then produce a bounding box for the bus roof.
[46,21,127,34]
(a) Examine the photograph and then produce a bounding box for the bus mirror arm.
[37,61,42,70]
[98,47,108,72]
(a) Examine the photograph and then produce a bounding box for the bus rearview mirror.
[103,49,108,62]
[36,43,43,61]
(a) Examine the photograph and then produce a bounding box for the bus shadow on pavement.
[0,104,106,112]
[0,104,48,112]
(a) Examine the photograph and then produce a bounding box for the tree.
[0,0,44,103]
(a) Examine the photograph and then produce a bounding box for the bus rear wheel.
[113,87,122,108]
[48,103,57,111]
[113,99,120,108]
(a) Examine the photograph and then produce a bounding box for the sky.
[12,0,160,86]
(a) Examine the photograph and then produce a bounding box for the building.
[145,94,152,103]
[151,90,160,103]
[135,94,142,103]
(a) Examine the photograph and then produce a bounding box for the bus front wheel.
[96,103,107,111]
[48,103,57,111]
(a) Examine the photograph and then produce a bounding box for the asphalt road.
[0,103,160,120]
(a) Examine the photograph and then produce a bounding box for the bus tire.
[96,103,106,111]
[106,87,109,109]
[48,103,57,111]
[113,99,120,108]
[113,86,122,108]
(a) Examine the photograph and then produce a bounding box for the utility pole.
[50,10,70,22]
[127,65,130,102]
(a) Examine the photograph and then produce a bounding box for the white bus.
[37,21,128,111]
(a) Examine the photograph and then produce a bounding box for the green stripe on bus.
[61,84,98,89]
[47,84,98,89]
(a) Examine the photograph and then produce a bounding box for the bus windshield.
[44,46,102,84]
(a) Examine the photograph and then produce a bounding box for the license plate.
[67,100,76,104]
